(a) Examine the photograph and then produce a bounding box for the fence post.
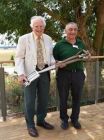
[95,60,99,104]
[0,67,6,121]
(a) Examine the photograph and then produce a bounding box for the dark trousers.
[56,69,85,122]
[24,71,50,128]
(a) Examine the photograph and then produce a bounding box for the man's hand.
[88,52,91,59]
[84,51,91,60]
[18,74,27,85]
[56,61,66,68]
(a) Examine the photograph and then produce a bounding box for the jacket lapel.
[43,34,49,58]
[28,32,37,60]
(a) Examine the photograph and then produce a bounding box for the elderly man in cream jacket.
[15,16,55,137]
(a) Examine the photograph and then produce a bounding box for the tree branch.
[34,2,67,26]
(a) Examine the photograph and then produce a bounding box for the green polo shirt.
[53,38,86,70]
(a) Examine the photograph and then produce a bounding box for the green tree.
[0,0,96,46]
[2,0,104,54]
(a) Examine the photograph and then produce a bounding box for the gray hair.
[30,16,46,28]
[65,22,78,30]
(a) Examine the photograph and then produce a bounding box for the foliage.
[0,0,34,41]
[48,71,57,107]
[1,1,104,53]
[5,75,24,113]
[0,0,96,43]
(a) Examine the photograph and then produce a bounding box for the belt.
[36,64,48,71]
[59,68,83,72]
[68,69,83,72]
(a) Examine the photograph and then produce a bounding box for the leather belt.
[59,68,83,72]
[68,69,83,72]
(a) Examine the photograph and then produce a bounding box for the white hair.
[30,16,46,28]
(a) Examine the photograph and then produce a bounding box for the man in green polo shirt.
[53,22,90,130]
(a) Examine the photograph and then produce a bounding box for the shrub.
[5,75,24,113]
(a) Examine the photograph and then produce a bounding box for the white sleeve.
[15,36,26,75]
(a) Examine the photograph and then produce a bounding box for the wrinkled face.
[65,23,78,40]
[32,19,45,37]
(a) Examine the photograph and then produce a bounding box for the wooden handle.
[91,56,104,59]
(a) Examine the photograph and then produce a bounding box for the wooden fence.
[0,61,14,121]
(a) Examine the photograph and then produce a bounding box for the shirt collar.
[32,32,43,41]
[62,37,81,44]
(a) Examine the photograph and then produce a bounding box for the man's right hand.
[56,61,66,68]
[18,74,27,85]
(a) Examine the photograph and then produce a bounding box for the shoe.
[61,121,69,130]
[28,127,39,137]
[37,121,54,130]
[71,121,81,129]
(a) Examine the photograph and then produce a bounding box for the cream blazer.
[15,32,55,76]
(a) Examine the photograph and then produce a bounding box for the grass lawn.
[0,49,15,61]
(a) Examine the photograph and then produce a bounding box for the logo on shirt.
[73,45,79,49]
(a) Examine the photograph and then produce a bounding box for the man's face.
[32,19,45,37]
[65,24,78,39]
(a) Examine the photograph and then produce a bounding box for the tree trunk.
[77,12,96,101]
[94,0,104,55]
